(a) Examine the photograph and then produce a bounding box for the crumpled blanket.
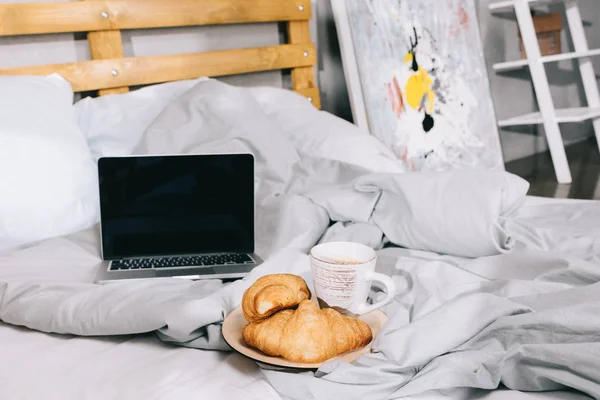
[1,80,599,400]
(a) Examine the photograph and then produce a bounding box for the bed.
[0,1,599,400]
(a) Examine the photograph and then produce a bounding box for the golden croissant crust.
[242,300,373,363]
[242,274,311,323]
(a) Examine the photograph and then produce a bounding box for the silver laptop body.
[94,153,262,283]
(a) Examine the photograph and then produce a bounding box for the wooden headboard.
[0,0,320,107]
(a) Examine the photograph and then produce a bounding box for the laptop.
[94,153,262,283]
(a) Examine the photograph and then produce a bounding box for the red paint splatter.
[386,76,405,118]
[458,3,469,29]
[396,147,415,171]
[392,76,405,114]
[450,1,470,37]
[386,83,396,110]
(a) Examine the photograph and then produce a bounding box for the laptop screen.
[98,154,255,260]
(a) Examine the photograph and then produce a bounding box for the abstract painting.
[337,0,504,171]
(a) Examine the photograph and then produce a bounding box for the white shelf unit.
[490,0,564,12]
[493,48,600,72]
[489,0,600,184]
[498,107,600,127]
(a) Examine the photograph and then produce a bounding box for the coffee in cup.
[310,241,396,316]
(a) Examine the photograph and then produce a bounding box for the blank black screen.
[98,154,254,260]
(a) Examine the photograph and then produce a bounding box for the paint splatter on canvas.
[346,0,503,171]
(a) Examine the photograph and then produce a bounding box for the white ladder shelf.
[489,0,600,184]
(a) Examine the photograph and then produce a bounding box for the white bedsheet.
[0,196,595,400]
[0,228,280,400]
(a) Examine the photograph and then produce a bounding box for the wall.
[316,0,600,163]
[315,0,353,123]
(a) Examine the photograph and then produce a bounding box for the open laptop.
[94,153,262,283]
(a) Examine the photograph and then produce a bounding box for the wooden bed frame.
[0,0,320,108]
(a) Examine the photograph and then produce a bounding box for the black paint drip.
[409,27,419,72]
[411,53,419,72]
[422,113,435,132]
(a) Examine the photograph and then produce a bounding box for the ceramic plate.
[222,305,388,369]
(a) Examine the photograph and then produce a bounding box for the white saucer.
[222,306,388,369]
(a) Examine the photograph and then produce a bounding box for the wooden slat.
[88,30,124,60]
[88,31,128,95]
[0,0,311,37]
[86,0,128,95]
[287,21,315,90]
[287,20,320,107]
[295,87,321,109]
[0,44,316,92]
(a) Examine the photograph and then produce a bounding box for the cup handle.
[355,271,396,315]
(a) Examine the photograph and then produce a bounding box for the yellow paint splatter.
[405,68,435,113]
[404,58,435,114]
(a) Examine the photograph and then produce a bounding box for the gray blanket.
[1,80,599,399]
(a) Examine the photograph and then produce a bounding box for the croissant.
[242,274,311,323]
[242,300,373,363]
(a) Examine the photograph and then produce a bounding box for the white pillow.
[0,74,99,252]
[74,77,208,160]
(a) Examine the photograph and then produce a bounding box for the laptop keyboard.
[110,254,255,271]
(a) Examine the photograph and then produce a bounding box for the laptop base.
[94,255,262,284]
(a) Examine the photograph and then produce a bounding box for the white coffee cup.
[310,241,396,316]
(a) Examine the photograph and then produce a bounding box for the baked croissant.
[242,300,373,363]
[242,274,311,323]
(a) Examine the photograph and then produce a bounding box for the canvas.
[335,0,504,172]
